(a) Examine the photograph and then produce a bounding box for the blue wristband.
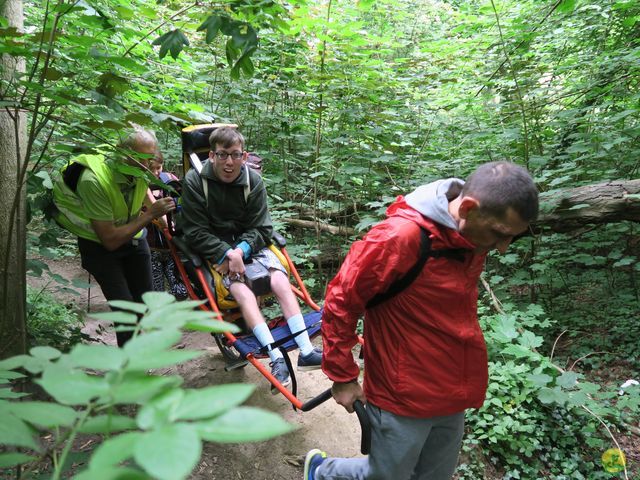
[237,241,252,260]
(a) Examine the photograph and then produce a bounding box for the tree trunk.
[0,0,27,359]
[534,179,640,233]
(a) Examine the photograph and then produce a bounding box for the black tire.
[213,334,248,369]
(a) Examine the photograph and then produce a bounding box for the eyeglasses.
[214,151,244,161]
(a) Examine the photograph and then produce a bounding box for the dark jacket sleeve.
[238,171,273,254]
[178,169,232,261]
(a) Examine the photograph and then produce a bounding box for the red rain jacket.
[321,196,489,417]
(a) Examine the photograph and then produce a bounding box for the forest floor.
[27,254,363,480]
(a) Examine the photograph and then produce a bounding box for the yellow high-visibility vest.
[52,154,148,243]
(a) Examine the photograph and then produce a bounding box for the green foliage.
[26,286,85,351]
[0,293,293,479]
[5,0,639,476]
[153,29,190,60]
[460,302,639,478]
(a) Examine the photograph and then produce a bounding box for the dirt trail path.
[28,255,364,480]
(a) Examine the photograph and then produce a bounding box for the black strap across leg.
[256,320,321,355]
[255,323,321,410]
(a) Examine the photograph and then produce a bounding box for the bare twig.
[581,405,629,479]
[480,276,504,313]
[568,351,612,371]
[549,329,568,364]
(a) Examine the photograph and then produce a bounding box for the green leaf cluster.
[0,293,293,479]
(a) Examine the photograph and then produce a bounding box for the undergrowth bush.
[457,302,639,479]
[26,286,85,351]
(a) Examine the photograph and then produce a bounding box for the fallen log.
[535,179,640,233]
[281,218,355,236]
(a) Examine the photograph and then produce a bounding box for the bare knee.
[270,269,289,293]
[229,282,257,304]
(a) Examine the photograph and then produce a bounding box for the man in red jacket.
[304,161,538,480]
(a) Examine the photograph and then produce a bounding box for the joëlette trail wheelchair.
[153,124,369,453]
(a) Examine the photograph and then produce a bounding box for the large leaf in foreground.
[7,401,77,428]
[136,390,184,430]
[197,406,295,443]
[174,384,255,421]
[75,466,151,480]
[37,363,109,405]
[88,431,141,470]
[123,328,182,358]
[103,373,182,405]
[125,349,203,372]
[69,344,127,371]
[134,424,201,480]
[0,452,36,468]
[79,414,137,434]
[0,413,39,450]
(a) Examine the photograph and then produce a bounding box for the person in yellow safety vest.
[52,126,175,346]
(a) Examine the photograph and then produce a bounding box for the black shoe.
[297,347,322,371]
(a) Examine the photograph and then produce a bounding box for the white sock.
[253,322,282,362]
[287,313,314,356]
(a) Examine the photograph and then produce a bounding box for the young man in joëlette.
[178,127,322,392]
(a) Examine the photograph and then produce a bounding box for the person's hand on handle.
[332,380,366,413]
[148,197,175,218]
[226,248,246,278]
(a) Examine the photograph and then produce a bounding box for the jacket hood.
[386,179,476,250]
[405,179,463,230]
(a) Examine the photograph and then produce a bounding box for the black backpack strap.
[62,162,87,192]
[365,226,466,309]
[366,227,431,309]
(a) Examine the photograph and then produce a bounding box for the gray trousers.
[316,404,464,480]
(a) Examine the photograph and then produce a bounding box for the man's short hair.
[462,161,539,222]
[209,127,245,151]
[120,125,158,152]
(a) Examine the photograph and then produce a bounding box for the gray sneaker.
[270,358,291,394]
[298,347,322,371]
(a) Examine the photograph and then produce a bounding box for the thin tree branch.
[581,405,629,479]
[490,0,530,167]
[475,0,564,98]
[549,329,568,364]
[568,351,612,371]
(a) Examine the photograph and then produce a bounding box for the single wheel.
[213,334,248,370]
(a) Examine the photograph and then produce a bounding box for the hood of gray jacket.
[404,178,464,231]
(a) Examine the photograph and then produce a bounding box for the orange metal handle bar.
[280,247,321,312]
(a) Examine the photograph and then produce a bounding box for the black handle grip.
[272,231,287,247]
[301,388,332,412]
[301,389,371,455]
[354,400,371,455]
